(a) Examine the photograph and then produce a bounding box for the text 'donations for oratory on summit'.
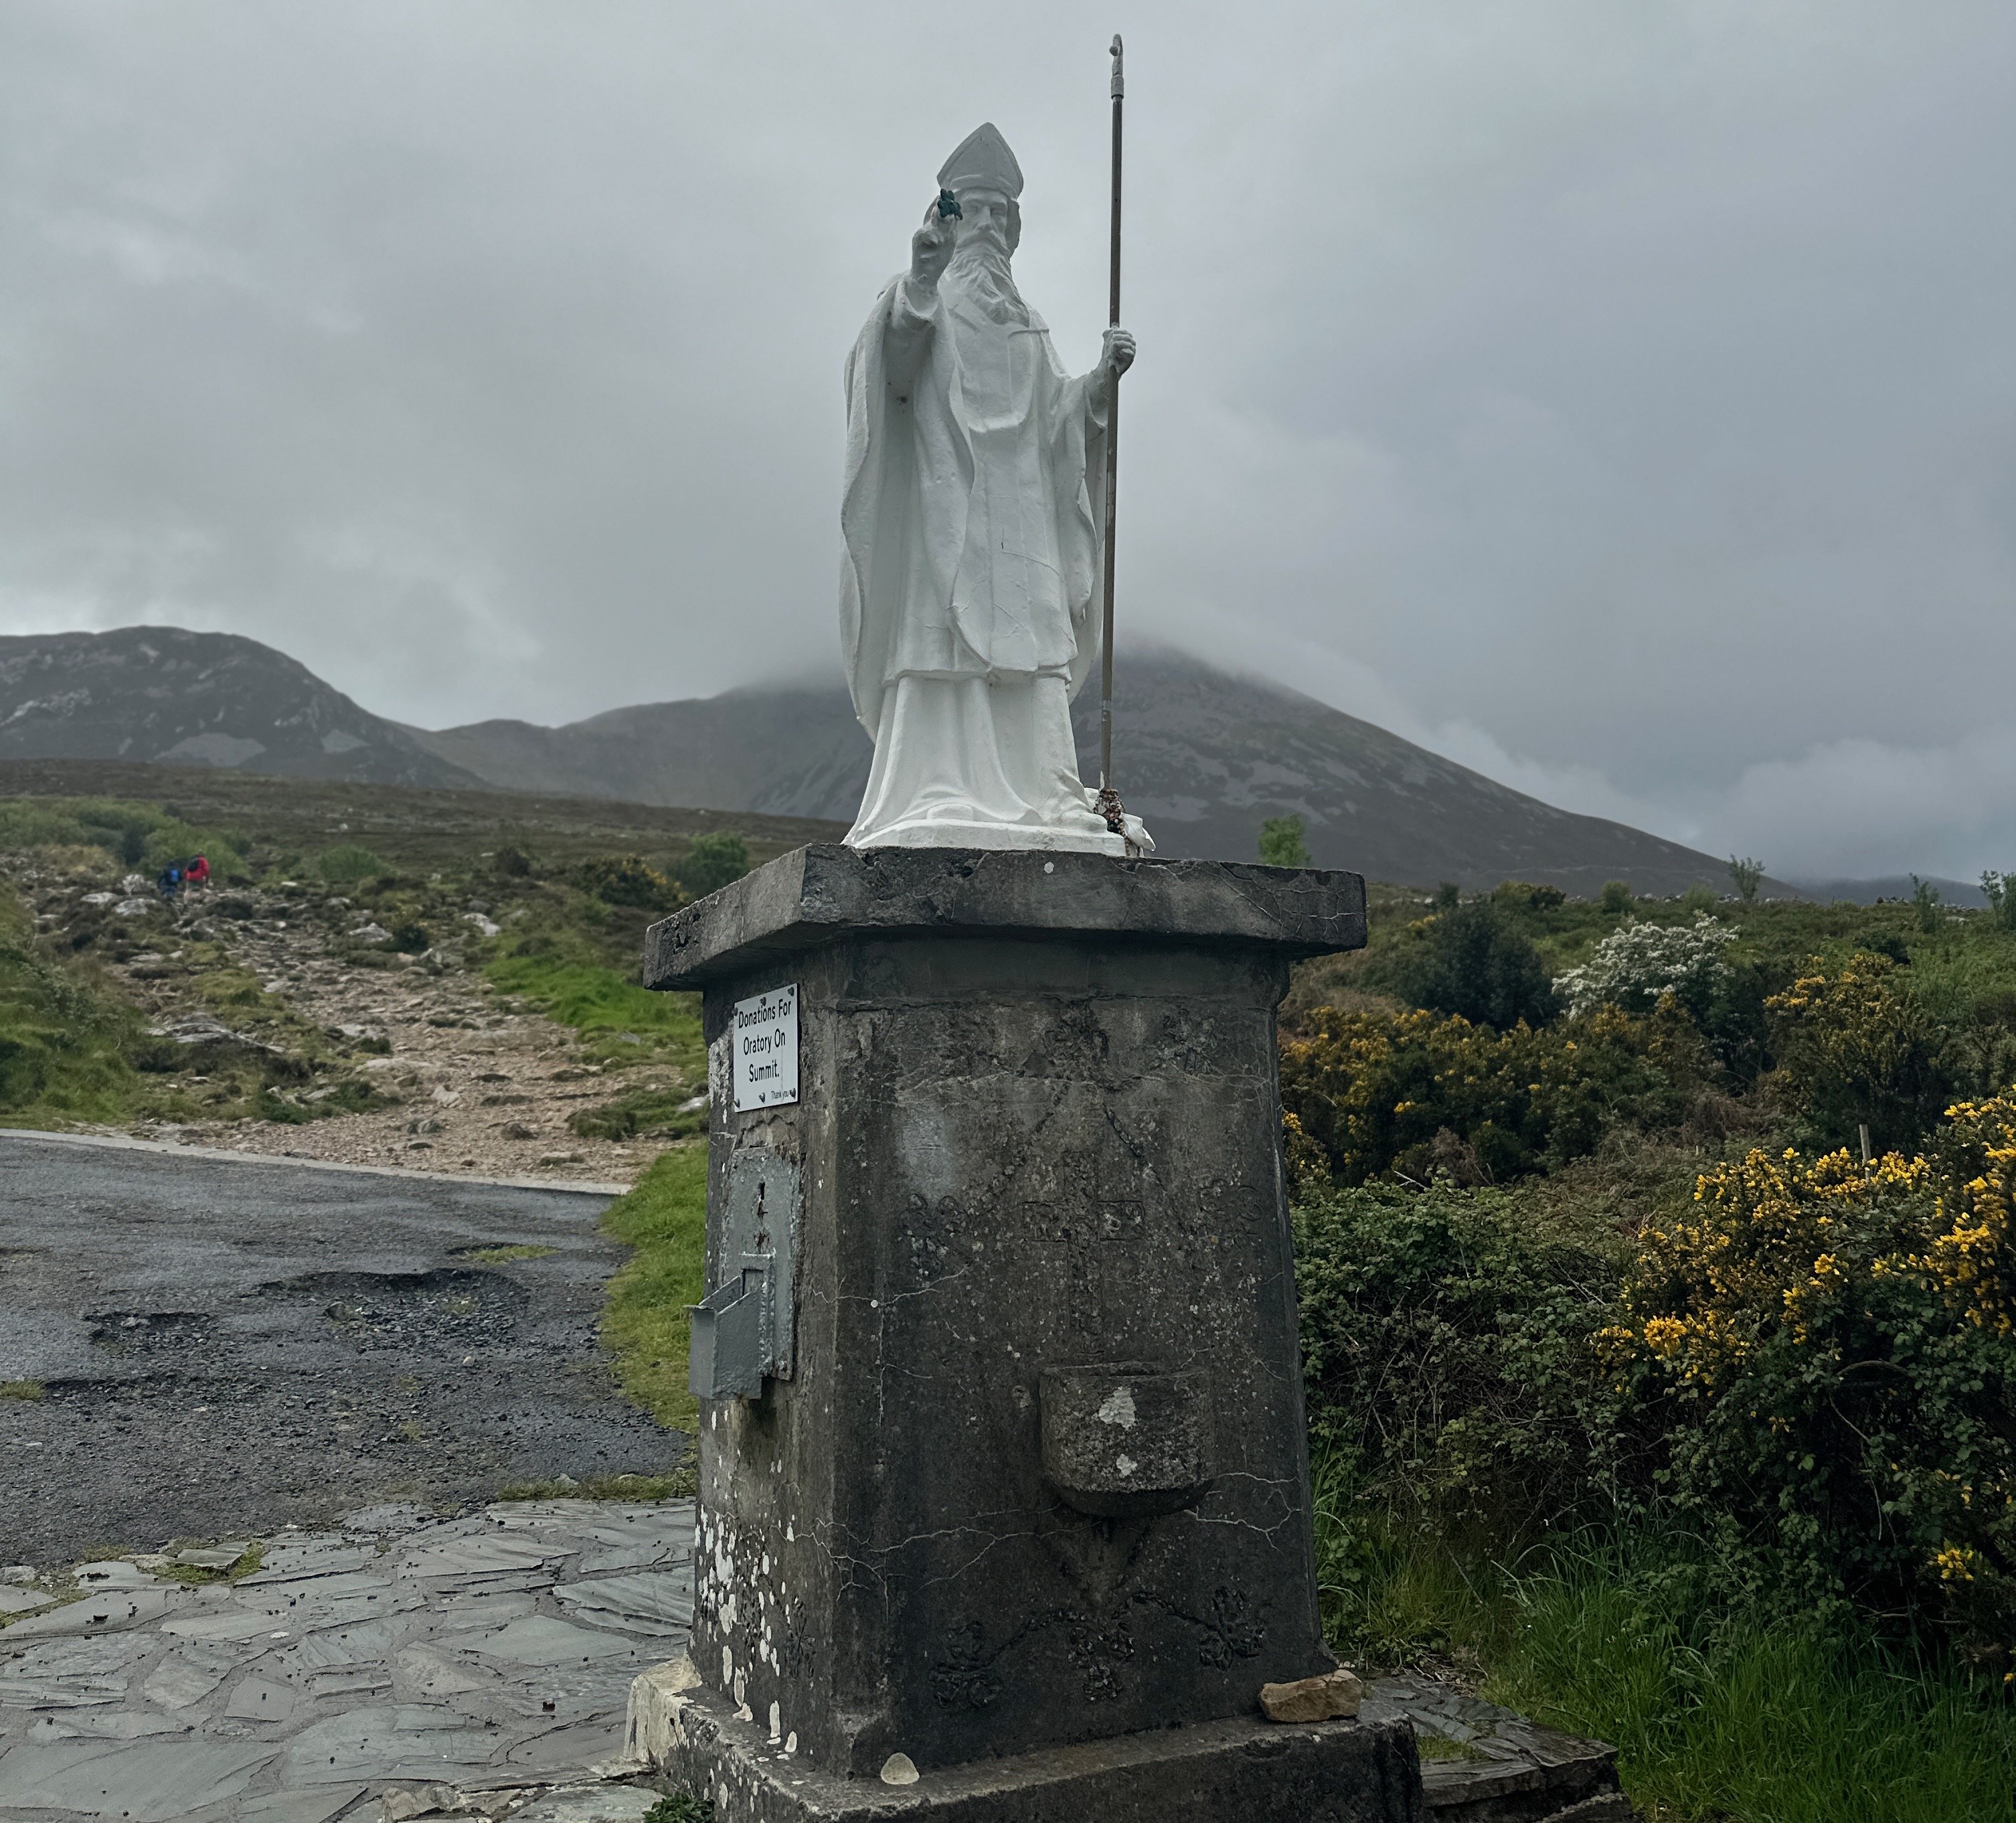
[733,983,799,1112]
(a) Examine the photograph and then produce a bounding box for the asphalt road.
[0,1134,684,1564]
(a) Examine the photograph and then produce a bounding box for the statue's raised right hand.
[910,200,957,289]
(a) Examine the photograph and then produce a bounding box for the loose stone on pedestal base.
[627,1656,1422,1823]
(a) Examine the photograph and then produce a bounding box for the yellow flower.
[1932,1544,1977,1583]
[1642,1316,1688,1357]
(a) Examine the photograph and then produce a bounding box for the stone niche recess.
[635,845,1422,1823]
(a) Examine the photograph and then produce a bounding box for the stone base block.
[628,1659,1422,1823]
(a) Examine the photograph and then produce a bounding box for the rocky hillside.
[1,627,1739,892]
[0,627,483,789]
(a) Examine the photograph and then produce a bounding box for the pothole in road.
[260,1267,529,1354]
[86,1311,218,1354]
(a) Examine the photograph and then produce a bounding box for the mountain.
[410,686,869,823]
[414,649,1741,895]
[0,627,483,789]
[1784,875,1989,909]
[1,626,1743,894]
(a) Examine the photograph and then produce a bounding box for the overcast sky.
[2,2,2011,878]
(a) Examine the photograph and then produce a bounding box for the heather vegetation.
[1286,876,2016,1817]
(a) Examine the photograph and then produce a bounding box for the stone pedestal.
[637,846,1410,1822]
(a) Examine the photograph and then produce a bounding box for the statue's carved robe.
[840,266,1125,849]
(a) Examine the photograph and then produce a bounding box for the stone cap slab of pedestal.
[643,844,1367,990]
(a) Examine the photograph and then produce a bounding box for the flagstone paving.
[1,1496,1638,1822]
[0,1500,693,1822]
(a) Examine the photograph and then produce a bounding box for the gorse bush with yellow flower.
[1765,950,1952,1152]
[1297,1103,2016,1656]
[1606,1115,2016,1643]
[1282,1000,1713,1188]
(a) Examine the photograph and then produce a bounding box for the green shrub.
[318,844,388,883]
[1983,872,2016,935]
[1856,929,1912,965]
[1766,951,1952,1152]
[1912,875,1944,934]
[1296,1178,1630,1541]
[1379,900,1560,1030]
[1295,1097,2016,1653]
[1259,814,1312,868]
[642,1794,716,1823]
[677,831,750,899]
[1600,881,1634,915]
[579,854,684,912]
[1280,1002,1703,1187]
[1493,880,1567,913]
[0,797,246,881]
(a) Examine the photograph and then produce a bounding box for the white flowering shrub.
[1553,913,1736,1020]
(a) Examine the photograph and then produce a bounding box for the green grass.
[456,1243,559,1265]
[568,1080,708,1143]
[600,1143,709,1433]
[0,884,148,1126]
[643,1794,716,1823]
[1,1380,46,1401]
[483,935,704,1073]
[1312,1450,2016,1823]
[1494,1555,2016,1823]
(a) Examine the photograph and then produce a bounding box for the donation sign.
[732,983,799,1112]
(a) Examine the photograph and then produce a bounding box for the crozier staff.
[837,120,1152,856]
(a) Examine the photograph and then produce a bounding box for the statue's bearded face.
[944,187,1027,325]
[955,191,1021,260]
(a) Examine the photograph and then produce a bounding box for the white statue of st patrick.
[839,123,1153,855]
